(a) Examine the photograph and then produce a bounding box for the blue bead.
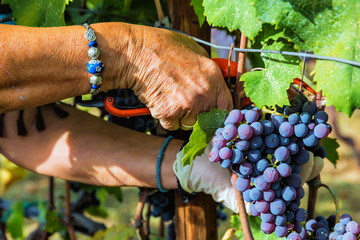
[91,84,100,89]
[89,41,97,47]
[87,60,104,74]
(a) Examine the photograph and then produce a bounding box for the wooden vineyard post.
[166,1,218,239]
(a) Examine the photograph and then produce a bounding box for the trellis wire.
[190,35,360,68]
[66,7,360,68]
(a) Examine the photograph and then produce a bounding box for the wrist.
[90,22,142,91]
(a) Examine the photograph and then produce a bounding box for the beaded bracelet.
[157,135,174,192]
[83,23,104,95]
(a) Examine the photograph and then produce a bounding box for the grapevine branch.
[229,32,254,240]
[65,181,76,240]
[41,177,55,240]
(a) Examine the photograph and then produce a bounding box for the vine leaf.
[241,41,301,108]
[6,202,24,240]
[2,0,73,27]
[182,109,228,166]
[254,0,360,117]
[202,0,262,39]
[104,186,123,202]
[231,215,285,240]
[44,209,63,233]
[190,0,205,27]
[322,137,340,168]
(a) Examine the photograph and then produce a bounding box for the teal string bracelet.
[157,135,174,192]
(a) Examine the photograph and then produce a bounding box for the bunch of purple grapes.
[329,214,360,240]
[209,96,331,238]
[288,215,335,240]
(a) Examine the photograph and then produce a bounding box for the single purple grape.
[296,187,305,199]
[235,177,251,192]
[257,159,270,172]
[287,232,302,240]
[222,124,238,140]
[302,101,317,116]
[279,136,290,146]
[316,227,330,240]
[261,221,275,234]
[245,110,259,123]
[335,223,346,234]
[346,221,360,235]
[295,208,308,222]
[303,131,319,147]
[263,189,275,202]
[263,167,279,183]
[235,139,249,151]
[287,142,299,155]
[243,189,252,202]
[274,225,288,237]
[284,174,302,188]
[240,162,253,176]
[329,232,339,240]
[274,146,290,162]
[219,147,232,160]
[215,128,224,136]
[254,175,270,191]
[270,199,286,215]
[212,135,227,149]
[265,133,280,148]
[249,202,260,216]
[300,112,312,124]
[314,111,329,124]
[261,120,275,135]
[220,159,232,168]
[275,214,287,226]
[343,232,357,240]
[261,212,275,223]
[294,123,308,138]
[279,122,295,137]
[238,124,253,140]
[248,149,262,162]
[249,136,263,149]
[277,163,292,177]
[340,214,352,225]
[293,148,310,165]
[249,188,262,201]
[250,121,263,136]
[208,148,220,162]
[231,149,244,164]
[227,109,243,124]
[314,123,330,139]
[282,186,297,201]
[255,200,270,213]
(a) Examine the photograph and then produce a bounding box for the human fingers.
[299,151,314,185]
[307,156,324,182]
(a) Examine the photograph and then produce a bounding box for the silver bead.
[90,75,102,86]
[90,87,101,95]
[84,27,96,41]
[88,47,100,59]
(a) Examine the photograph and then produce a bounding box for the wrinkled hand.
[174,145,238,212]
[127,26,233,130]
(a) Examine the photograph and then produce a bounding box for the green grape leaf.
[203,0,262,39]
[254,0,360,117]
[231,215,285,240]
[6,202,24,240]
[3,0,72,27]
[85,206,109,218]
[322,137,340,168]
[241,41,301,108]
[190,0,205,27]
[92,225,136,240]
[104,186,123,202]
[182,109,228,166]
[44,209,63,233]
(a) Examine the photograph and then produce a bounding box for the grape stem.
[261,106,289,119]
